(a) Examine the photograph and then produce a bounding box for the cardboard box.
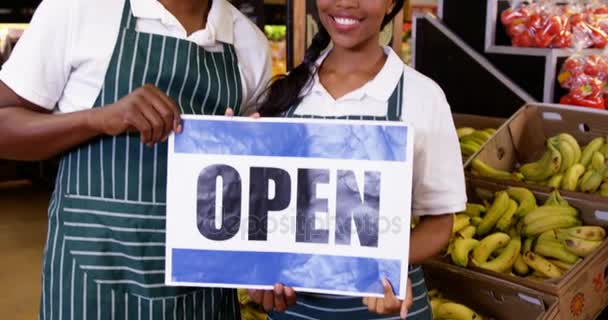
[467,103,608,222]
[453,113,507,165]
[423,262,559,320]
[431,178,608,320]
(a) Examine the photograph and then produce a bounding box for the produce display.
[428,289,484,320]
[264,25,287,77]
[471,133,608,197]
[500,1,608,49]
[448,186,606,281]
[457,127,497,162]
[558,52,608,109]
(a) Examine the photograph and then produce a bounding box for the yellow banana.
[580,169,603,193]
[523,237,534,253]
[472,232,511,265]
[519,142,562,181]
[561,164,586,191]
[513,253,530,275]
[471,130,492,141]
[524,215,581,237]
[457,127,475,139]
[547,258,579,271]
[580,137,605,167]
[538,230,558,242]
[592,151,606,172]
[522,251,564,278]
[534,238,580,264]
[435,302,483,320]
[430,298,447,317]
[477,191,510,236]
[471,216,483,227]
[506,187,537,217]
[453,214,471,234]
[543,189,570,207]
[508,226,520,238]
[562,237,603,257]
[547,174,563,189]
[458,225,477,239]
[496,199,518,232]
[483,128,497,135]
[550,136,575,174]
[459,203,486,217]
[600,182,608,197]
[471,158,521,181]
[428,289,442,299]
[461,141,481,157]
[557,226,606,241]
[479,237,521,273]
[451,238,480,267]
[557,133,582,164]
[599,143,608,158]
[522,205,578,226]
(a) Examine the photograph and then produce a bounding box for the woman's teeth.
[333,17,359,26]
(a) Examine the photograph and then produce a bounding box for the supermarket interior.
[2,0,608,319]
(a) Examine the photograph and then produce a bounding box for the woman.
[0,0,270,318]
[249,0,466,319]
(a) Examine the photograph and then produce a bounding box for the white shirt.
[295,47,467,217]
[0,0,271,115]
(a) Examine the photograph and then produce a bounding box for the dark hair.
[258,0,406,117]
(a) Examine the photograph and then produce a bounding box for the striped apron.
[268,74,432,320]
[39,1,242,319]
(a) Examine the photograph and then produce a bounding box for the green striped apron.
[39,1,242,319]
[268,74,432,320]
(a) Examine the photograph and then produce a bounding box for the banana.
[561,164,586,191]
[458,225,477,239]
[592,151,607,172]
[506,187,537,217]
[471,130,493,141]
[496,199,518,232]
[599,143,608,158]
[522,205,578,226]
[538,230,558,242]
[508,226,520,238]
[562,238,603,257]
[461,142,481,157]
[460,203,486,217]
[428,289,442,299]
[471,158,520,181]
[557,133,582,164]
[547,258,579,271]
[479,237,521,273]
[430,298,447,317]
[513,253,530,275]
[543,190,570,207]
[580,137,605,167]
[453,214,471,234]
[436,302,483,320]
[547,174,563,189]
[471,216,483,227]
[601,182,608,197]
[477,191,510,236]
[451,238,480,267]
[457,127,476,139]
[523,237,535,253]
[484,128,497,135]
[522,251,564,278]
[550,136,575,174]
[534,238,580,264]
[519,142,562,181]
[557,226,606,241]
[524,215,581,237]
[472,232,511,265]
[580,169,603,193]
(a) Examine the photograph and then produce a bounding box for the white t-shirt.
[0,0,271,114]
[294,47,467,217]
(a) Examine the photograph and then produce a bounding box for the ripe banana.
[580,169,603,193]
[543,190,570,207]
[484,128,497,135]
[538,230,558,242]
[522,251,564,278]
[435,302,483,320]
[599,143,608,158]
[601,182,608,197]
[471,130,493,141]
[506,187,537,217]
[479,237,521,273]
[523,237,534,253]
[547,174,563,189]
[580,137,605,167]
[496,199,518,232]
[457,127,476,139]
[561,164,586,191]
[472,232,511,265]
[534,238,580,264]
[519,142,562,181]
[522,205,578,226]
[592,151,606,172]
[430,298,447,316]
[477,191,510,236]
[513,253,530,275]
[453,214,471,234]
[451,238,480,267]
[471,216,483,227]
[524,215,581,237]
[557,226,606,241]
[556,133,582,164]
[458,225,477,239]
[550,136,575,174]
[471,158,520,181]
[508,226,520,238]
[547,258,579,271]
[460,203,486,217]
[562,237,603,257]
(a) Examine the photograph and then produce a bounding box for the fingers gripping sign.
[363,278,413,319]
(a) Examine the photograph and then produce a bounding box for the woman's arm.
[409,213,453,264]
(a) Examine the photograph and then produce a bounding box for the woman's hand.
[91,84,181,146]
[363,278,413,319]
[247,283,296,312]
[224,107,260,118]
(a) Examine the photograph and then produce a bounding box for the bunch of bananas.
[458,127,496,162]
[429,289,484,320]
[448,187,606,281]
[471,133,608,197]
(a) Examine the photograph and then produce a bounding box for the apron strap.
[386,73,405,121]
[119,0,137,30]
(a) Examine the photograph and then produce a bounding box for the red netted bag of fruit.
[558,50,608,109]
